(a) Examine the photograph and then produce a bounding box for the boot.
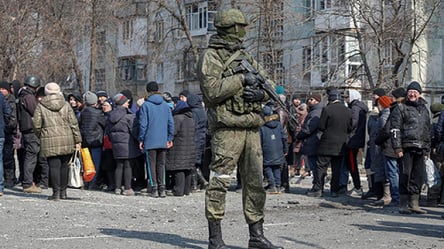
[248,220,283,249]
[48,189,60,201]
[399,195,412,214]
[159,185,166,198]
[409,194,427,214]
[208,220,228,249]
[373,183,392,206]
[149,185,159,198]
[60,189,67,200]
[4,168,16,188]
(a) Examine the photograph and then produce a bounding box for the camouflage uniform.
[197,13,268,225]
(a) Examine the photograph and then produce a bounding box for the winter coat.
[317,101,353,156]
[375,102,398,158]
[138,93,174,150]
[0,93,12,139]
[390,99,431,153]
[107,106,141,160]
[17,86,37,133]
[187,93,208,165]
[4,94,17,137]
[260,114,288,166]
[296,103,323,156]
[166,101,196,171]
[347,93,369,149]
[32,94,82,158]
[79,106,105,148]
[435,110,444,144]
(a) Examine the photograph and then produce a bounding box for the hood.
[352,99,369,113]
[187,93,203,109]
[147,94,165,105]
[39,94,66,112]
[108,106,128,124]
[264,119,280,129]
[173,100,192,117]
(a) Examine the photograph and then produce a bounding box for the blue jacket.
[260,115,288,166]
[0,93,12,139]
[138,93,174,150]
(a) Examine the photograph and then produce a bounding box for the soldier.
[196,8,283,249]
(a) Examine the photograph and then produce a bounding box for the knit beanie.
[391,87,406,98]
[44,82,61,95]
[120,89,133,100]
[372,88,386,98]
[0,81,10,92]
[262,105,273,116]
[275,85,285,95]
[83,91,98,106]
[146,81,159,92]
[377,96,392,109]
[179,90,190,98]
[95,90,108,98]
[309,93,322,102]
[113,93,129,106]
[406,81,422,94]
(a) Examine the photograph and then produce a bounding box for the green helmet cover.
[214,9,248,28]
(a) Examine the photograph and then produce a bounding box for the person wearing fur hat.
[32,83,82,200]
[139,81,174,198]
[390,81,431,214]
[79,91,106,189]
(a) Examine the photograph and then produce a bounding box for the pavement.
[0,175,443,249]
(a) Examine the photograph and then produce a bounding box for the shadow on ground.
[99,228,243,249]
[352,220,444,239]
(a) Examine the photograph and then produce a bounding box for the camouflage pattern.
[205,128,265,224]
[214,9,248,28]
[197,9,274,225]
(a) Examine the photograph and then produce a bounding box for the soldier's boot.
[373,183,392,206]
[409,194,427,214]
[208,220,228,249]
[399,195,412,214]
[248,220,283,249]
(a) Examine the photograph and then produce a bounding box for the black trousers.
[115,159,132,190]
[3,138,16,185]
[314,155,343,193]
[22,133,39,188]
[343,148,362,189]
[172,169,192,196]
[400,148,425,195]
[146,149,166,188]
[47,154,71,193]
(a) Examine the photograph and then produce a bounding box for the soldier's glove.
[243,88,265,102]
[243,72,258,87]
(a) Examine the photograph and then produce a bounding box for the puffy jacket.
[32,94,82,157]
[187,93,208,165]
[390,99,431,152]
[0,93,12,139]
[107,106,141,159]
[166,101,196,171]
[347,97,368,149]
[296,103,323,156]
[17,86,37,133]
[79,106,105,148]
[260,115,288,166]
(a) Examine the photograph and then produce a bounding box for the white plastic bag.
[425,157,440,188]
[68,149,83,188]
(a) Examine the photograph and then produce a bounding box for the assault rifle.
[232,59,299,132]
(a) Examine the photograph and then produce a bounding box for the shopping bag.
[68,149,83,188]
[425,157,440,188]
[80,147,96,183]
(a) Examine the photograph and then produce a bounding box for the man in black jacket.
[390,81,431,214]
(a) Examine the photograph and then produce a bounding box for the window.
[186,2,208,35]
[119,58,134,81]
[122,19,134,40]
[154,19,164,42]
[176,60,184,81]
[94,68,106,89]
[311,35,348,83]
[271,1,284,41]
[136,59,146,81]
[302,46,312,72]
[156,62,164,83]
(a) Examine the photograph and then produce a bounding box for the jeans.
[264,164,281,188]
[0,138,5,192]
[306,155,318,186]
[89,147,102,183]
[385,156,400,202]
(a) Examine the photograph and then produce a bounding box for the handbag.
[80,147,96,183]
[68,149,83,188]
[425,157,440,188]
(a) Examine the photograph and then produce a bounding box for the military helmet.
[24,76,41,88]
[214,9,248,28]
